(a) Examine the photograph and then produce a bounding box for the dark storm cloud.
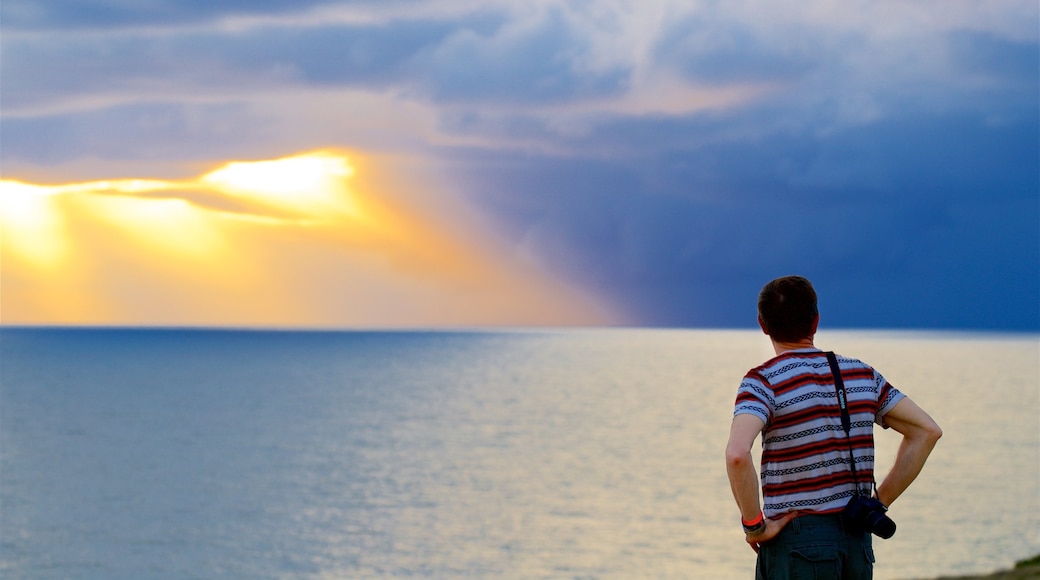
[448,105,1039,330]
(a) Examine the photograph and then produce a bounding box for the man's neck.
[771,337,816,356]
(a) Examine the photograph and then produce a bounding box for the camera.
[842,496,896,539]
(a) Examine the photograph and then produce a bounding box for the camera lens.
[843,496,897,539]
[869,512,896,539]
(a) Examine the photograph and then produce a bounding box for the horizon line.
[1,323,1037,336]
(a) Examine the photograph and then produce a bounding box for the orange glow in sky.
[0,151,614,327]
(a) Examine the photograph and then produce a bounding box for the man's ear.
[810,313,820,335]
[758,316,769,335]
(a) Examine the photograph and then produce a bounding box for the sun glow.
[0,181,69,270]
[201,153,362,219]
[0,151,614,327]
[1,152,367,271]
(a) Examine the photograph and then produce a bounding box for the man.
[725,275,942,579]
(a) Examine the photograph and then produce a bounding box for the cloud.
[2,102,268,165]
[0,152,617,327]
[1,0,1036,330]
[445,103,1039,329]
[0,0,353,30]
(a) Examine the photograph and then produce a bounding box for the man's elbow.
[912,419,943,448]
[725,444,752,470]
[925,421,943,445]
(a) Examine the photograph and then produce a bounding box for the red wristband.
[741,511,764,528]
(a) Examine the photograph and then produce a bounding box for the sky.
[1,0,1037,330]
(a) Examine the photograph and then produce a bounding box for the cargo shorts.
[755,513,875,580]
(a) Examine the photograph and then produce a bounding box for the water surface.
[1,328,1036,578]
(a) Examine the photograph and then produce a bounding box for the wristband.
[741,511,765,534]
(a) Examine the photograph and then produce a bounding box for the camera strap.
[825,351,866,497]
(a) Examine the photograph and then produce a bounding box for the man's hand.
[744,513,797,553]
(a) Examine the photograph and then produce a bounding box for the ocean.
[1,327,1037,579]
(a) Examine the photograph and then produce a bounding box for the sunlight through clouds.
[84,195,230,261]
[201,153,362,221]
[0,181,69,270]
[0,151,616,327]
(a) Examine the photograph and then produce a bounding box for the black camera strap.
[825,351,865,497]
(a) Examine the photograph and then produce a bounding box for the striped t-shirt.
[734,349,904,517]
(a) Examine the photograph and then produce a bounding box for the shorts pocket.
[861,545,876,574]
[787,544,844,580]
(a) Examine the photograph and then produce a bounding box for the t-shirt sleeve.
[734,372,773,425]
[874,369,905,428]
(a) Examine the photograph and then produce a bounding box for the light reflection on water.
[1,328,1036,579]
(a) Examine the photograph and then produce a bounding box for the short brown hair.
[758,276,818,342]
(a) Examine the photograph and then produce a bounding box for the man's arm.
[726,414,766,521]
[875,397,942,507]
[725,414,795,551]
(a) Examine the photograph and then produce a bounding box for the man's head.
[757,276,819,342]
